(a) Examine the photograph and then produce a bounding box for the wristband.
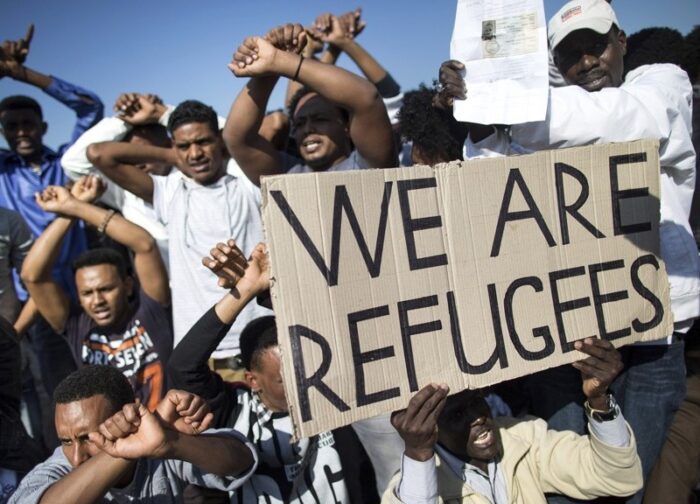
[293,55,304,81]
[98,210,116,234]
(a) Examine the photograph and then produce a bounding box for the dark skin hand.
[264,23,307,55]
[0,24,33,79]
[435,59,466,109]
[391,383,449,462]
[572,337,623,410]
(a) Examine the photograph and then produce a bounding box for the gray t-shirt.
[285,150,369,174]
[9,430,257,503]
[0,208,33,323]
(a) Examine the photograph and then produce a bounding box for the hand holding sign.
[573,337,623,408]
[391,383,449,462]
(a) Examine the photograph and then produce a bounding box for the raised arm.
[168,240,269,424]
[61,176,170,305]
[61,93,169,179]
[223,24,309,186]
[0,25,104,148]
[314,10,401,99]
[231,31,397,169]
[20,190,76,334]
[284,24,341,110]
[86,141,176,204]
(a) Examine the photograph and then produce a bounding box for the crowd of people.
[1,0,699,502]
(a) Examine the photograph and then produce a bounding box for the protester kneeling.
[9,366,257,503]
[384,338,642,503]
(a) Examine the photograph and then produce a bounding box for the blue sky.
[2,0,698,149]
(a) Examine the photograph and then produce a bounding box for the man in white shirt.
[437,2,699,501]
[85,100,270,370]
[384,338,642,504]
[61,93,173,267]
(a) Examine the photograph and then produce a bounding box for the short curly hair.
[624,27,686,76]
[167,99,219,136]
[239,316,278,371]
[0,95,43,119]
[72,247,128,279]
[54,365,134,412]
[398,84,468,164]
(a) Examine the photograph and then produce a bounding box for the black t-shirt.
[64,288,173,410]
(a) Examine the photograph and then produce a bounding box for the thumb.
[23,24,35,47]
[296,31,308,52]
[137,402,149,419]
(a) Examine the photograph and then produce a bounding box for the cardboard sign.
[261,139,672,439]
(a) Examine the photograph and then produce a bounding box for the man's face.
[291,94,351,171]
[437,391,500,466]
[55,394,115,468]
[75,264,132,328]
[554,28,627,92]
[171,121,225,185]
[0,108,46,159]
[246,346,288,413]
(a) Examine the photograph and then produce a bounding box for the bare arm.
[284,31,340,109]
[91,402,255,480]
[13,298,38,336]
[38,452,134,504]
[86,142,176,204]
[316,12,392,90]
[231,34,397,169]
[20,215,73,334]
[224,74,285,186]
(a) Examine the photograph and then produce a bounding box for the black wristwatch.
[584,394,620,422]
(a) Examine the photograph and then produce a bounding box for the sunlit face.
[75,264,132,328]
[291,93,351,171]
[437,391,500,468]
[171,121,226,185]
[246,346,288,413]
[55,394,116,468]
[0,108,46,159]
[554,28,627,92]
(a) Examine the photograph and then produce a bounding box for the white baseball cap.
[548,0,619,49]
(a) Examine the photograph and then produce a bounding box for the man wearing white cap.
[437,1,699,502]
[515,2,699,503]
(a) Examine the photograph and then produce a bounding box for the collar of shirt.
[3,146,60,172]
[250,391,275,426]
[435,443,508,504]
[179,172,235,191]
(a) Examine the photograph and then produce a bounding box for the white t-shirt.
[152,160,271,358]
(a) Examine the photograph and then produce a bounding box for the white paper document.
[450,0,549,125]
